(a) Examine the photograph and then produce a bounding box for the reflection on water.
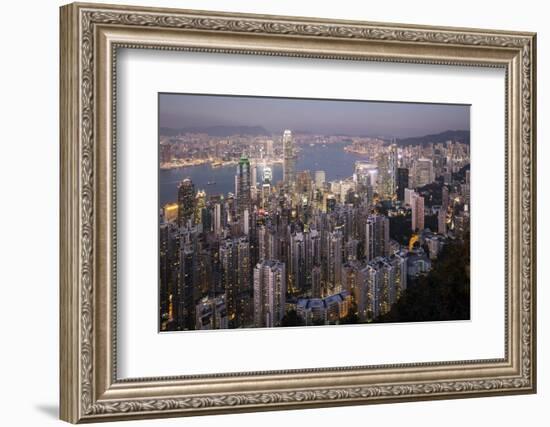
[159,142,367,207]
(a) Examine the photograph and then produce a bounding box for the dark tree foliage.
[452,164,471,182]
[281,309,306,327]
[424,214,438,231]
[417,182,444,207]
[377,236,470,323]
[389,215,413,245]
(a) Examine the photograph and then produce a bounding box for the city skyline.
[159,93,470,138]
[159,94,471,333]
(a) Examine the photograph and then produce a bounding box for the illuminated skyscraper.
[314,170,326,188]
[159,223,179,329]
[235,155,251,219]
[396,168,409,202]
[289,232,306,294]
[265,139,274,158]
[237,237,251,294]
[162,203,179,224]
[251,163,257,188]
[177,178,195,227]
[194,190,206,225]
[282,129,295,188]
[355,161,377,187]
[365,215,390,261]
[219,239,237,323]
[178,243,197,330]
[388,143,398,195]
[253,260,286,327]
[358,262,382,321]
[411,192,425,231]
[439,186,449,235]
[413,158,434,188]
[327,231,343,295]
[213,203,222,235]
[263,165,272,184]
[376,144,398,199]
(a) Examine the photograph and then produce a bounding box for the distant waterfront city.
[159,98,471,332]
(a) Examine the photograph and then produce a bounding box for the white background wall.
[0,0,546,426]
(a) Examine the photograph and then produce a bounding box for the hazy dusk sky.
[159,93,470,138]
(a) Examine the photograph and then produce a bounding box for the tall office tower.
[251,163,257,188]
[159,142,172,164]
[404,188,415,206]
[194,190,206,225]
[289,232,306,294]
[282,129,296,188]
[237,237,251,293]
[305,229,321,269]
[263,165,272,184]
[413,158,435,188]
[177,178,196,227]
[257,225,267,261]
[342,260,362,296]
[311,266,322,298]
[379,259,397,316]
[265,139,274,158]
[235,155,251,219]
[463,170,471,207]
[195,295,228,330]
[314,170,326,189]
[178,243,197,330]
[375,143,398,199]
[356,263,381,321]
[296,170,312,194]
[396,168,409,202]
[365,214,390,261]
[442,185,450,209]
[355,161,378,188]
[388,143,398,195]
[376,151,392,198]
[391,251,408,297]
[438,186,449,235]
[438,207,447,235]
[213,203,222,235]
[219,239,237,324]
[159,223,179,328]
[261,183,271,208]
[162,203,179,224]
[197,249,213,295]
[411,192,425,231]
[454,212,470,240]
[243,209,250,235]
[327,231,343,295]
[253,260,286,328]
[325,194,337,213]
[236,237,251,327]
[345,239,360,261]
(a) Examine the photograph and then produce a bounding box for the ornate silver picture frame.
[60,2,536,423]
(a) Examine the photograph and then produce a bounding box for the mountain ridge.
[395,130,470,146]
[160,125,270,137]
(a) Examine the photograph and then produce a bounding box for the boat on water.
[207,181,216,185]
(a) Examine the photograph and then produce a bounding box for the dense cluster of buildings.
[159,129,470,331]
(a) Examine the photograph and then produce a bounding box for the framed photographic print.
[60,2,537,423]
